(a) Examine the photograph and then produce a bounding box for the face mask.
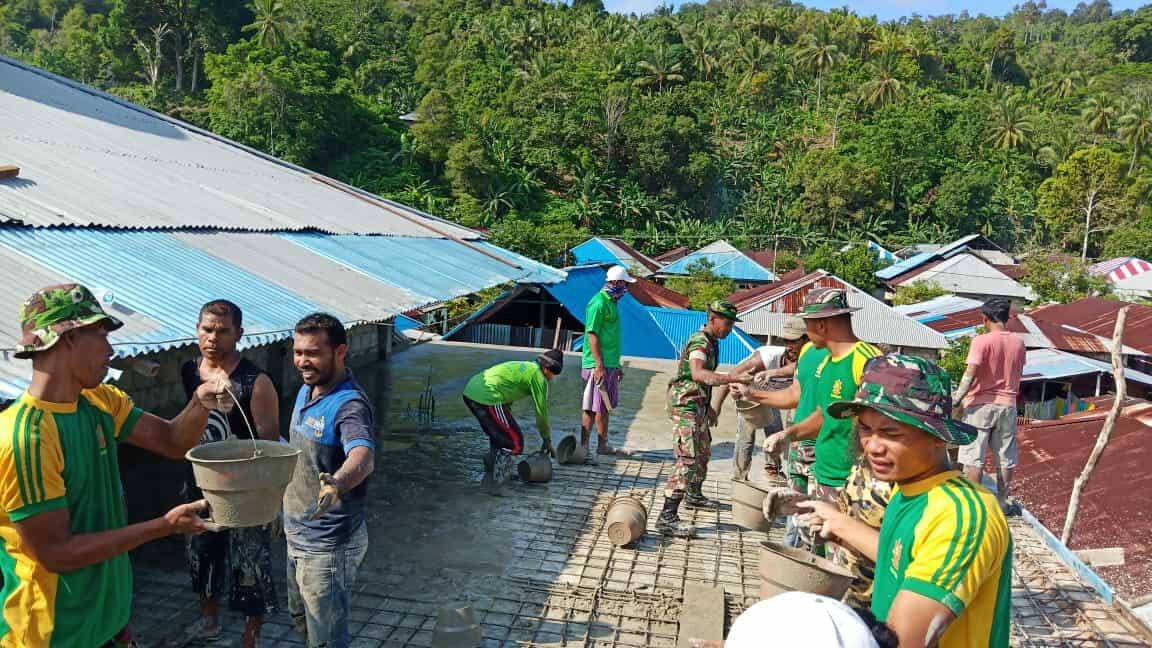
[607,284,627,299]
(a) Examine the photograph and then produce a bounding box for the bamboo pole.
[552,317,562,349]
[1061,306,1129,545]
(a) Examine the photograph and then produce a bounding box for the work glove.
[309,473,341,521]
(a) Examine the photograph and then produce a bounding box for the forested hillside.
[4,0,1152,264]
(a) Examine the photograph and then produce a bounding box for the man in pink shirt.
[953,298,1025,514]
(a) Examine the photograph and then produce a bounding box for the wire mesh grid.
[1009,520,1152,648]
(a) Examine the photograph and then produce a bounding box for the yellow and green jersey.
[0,386,142,647]
[872,470,1012,648]
[811,341,881,486]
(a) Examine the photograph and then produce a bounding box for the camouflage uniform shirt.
[667,330,719,416]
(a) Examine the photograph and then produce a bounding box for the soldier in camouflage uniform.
[657,300,753,538]
[833,454,892,606]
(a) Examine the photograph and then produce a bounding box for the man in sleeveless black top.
[180,301,281,648]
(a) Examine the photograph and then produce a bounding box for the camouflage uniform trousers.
[829,457,891,608]
[187,522,279,617]
[664,408,712,497]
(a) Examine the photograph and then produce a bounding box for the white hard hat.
[725,592,879,648]
[606,265,637,283]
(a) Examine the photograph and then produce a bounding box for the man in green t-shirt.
[464,350,563,495]
[0,284,232,647]
[657,300,753,538]
[580,265,634,459]
[798,354,1010,648]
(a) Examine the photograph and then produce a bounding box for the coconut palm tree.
[1042,70,1083,102]
[986,93,1034,150]
[1036,128,1082,170]
[681,26,719,79]
[797,22,844,112]
[1082,95,1118,142]
[242,0,290,49]
[1119,97,1152,174]
[735,35,771,86]
[633,43,685,91]
[859,52,903,109]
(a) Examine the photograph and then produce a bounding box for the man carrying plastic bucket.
[283,313,376,648]
[657,300,753,538]
[180,300,281,648]
[0,284,230,648]
[463,349,563,495]
[580,265,634,460]
[797,354,1011,648]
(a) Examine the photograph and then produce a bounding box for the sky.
[603,0,1147,21]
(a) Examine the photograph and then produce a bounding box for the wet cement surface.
[128,341,1152,647]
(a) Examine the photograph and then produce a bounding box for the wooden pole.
[552,317,562,349]
[1061,306,1129,545]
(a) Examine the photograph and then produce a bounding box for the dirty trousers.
[187,523,278,617]
[665,410,711,497]
[287,524,368,648]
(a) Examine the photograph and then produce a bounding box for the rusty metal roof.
[1016,404,1152,600]
[1029,298,1152,355]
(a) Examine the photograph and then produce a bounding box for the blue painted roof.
[0,229,334,356]
[395,314,424,332]
[869,241,899,264]
[544,266,678,359]
[644,306,759,365]
[283,234,565,304]
[876,251,935,280]
[659,243,776,282]
[571,238,623,267]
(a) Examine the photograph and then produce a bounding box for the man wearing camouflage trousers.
[657,300,753,538]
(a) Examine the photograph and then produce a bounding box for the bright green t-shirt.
[0,386,142,647]
[812,341,881,487]
[581,290,622,370]
[793,342,829,449]
[463,361,552,442]
[872,471,1012,648]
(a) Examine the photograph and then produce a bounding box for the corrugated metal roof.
[644,306,758,365]
[1029,298,1152,355]
[0,228,338,355]
[737,271,950,350]
[1022,348,1152,386]
[282,234,565,304]
[171,232,426,322]
[877,251,936,280]
[570,238,660,275]
[659,240,777,282]
[0,56,478,238]
[895,295,984,319]
[892,253,1033,300]
[544,266,679,360]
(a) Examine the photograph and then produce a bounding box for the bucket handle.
[220,381,262,458]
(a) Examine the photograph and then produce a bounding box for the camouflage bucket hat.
[799,287,861,319]
[826,354,977,445]
[708,299,741,322]
[15,284,123,359]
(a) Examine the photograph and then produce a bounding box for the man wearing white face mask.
[580,265,635,460]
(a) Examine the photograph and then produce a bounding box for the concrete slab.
[677,583,725,648]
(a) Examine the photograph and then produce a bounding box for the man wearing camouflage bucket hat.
[796,354,1012,648]
[657,300,754,537]
[0,284,235,648]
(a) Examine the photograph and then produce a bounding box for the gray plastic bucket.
[186,439,300,528]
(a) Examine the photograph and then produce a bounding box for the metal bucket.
[431,602,482,648]
[186,439,300,528]
[605,496,647,546]
[731,480,770,531]
[758,541,854,600]
[517,452,553,483]
[556,435,587,465]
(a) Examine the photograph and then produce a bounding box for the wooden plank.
[0,166,19,179]
[1076,547,1125,567]
[678,583,725,648]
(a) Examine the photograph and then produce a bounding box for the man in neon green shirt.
[580,265,634,458]
[464,350,563,495]
[799,354,1010,648]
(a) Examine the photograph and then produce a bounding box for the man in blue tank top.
[283,313,375,648]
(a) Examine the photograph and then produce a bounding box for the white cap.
[606,265,637,283]
[725,593,879,648]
